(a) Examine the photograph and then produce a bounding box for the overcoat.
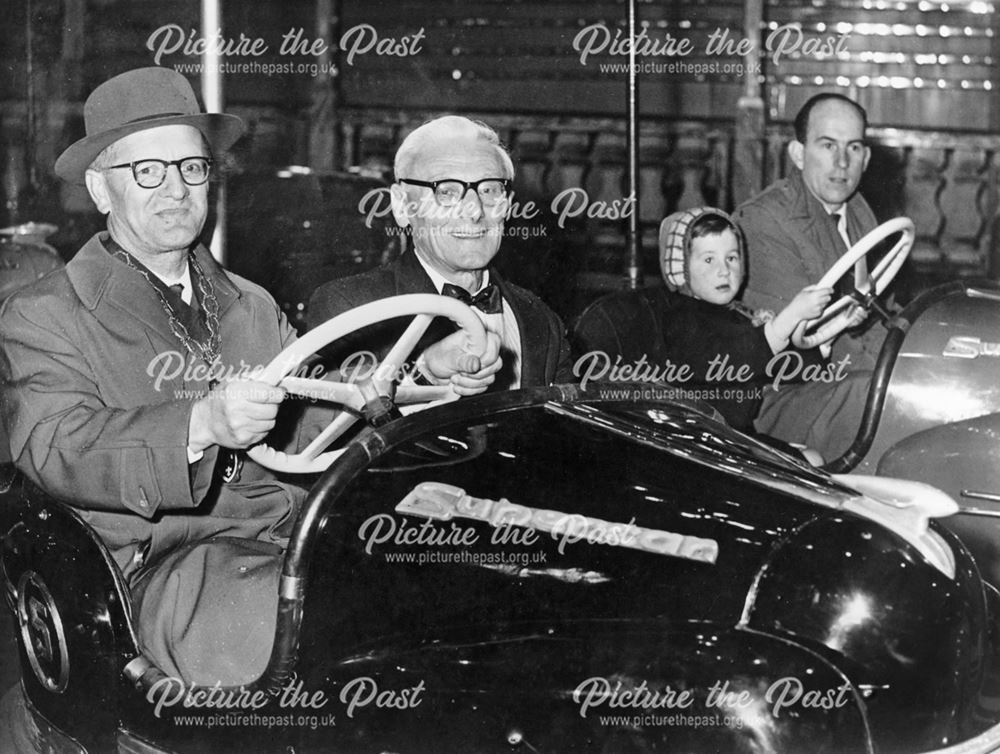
[734,167,880,370]
[0,232,305,684]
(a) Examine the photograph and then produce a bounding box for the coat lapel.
[65,235,244,395]
[493,271,547,387]
[393,250,438,295]
[67,234,180,356]
[192,244,242,320]
[392,251,456,354]
[843,194,876,248]
[785,170,849,277]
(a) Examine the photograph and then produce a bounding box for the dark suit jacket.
[307,251,573,386]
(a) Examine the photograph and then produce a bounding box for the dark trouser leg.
[754,371,872,461]
[131,536,282,686]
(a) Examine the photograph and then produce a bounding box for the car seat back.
[0,469,139,749]
[571,286,680,364]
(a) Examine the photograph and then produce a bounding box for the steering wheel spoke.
[280,376,365,409]
[852,258,871,295]
[396,384,461,403]
[299,410,363,460]
[375,314,436,392]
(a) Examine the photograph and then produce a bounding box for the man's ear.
[788,140,805,171]
[389,183,412,228]
[861,144,871,173]
[84,169,113,215]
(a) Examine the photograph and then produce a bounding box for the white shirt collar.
[413,252,491,295]
[149,262,194,305]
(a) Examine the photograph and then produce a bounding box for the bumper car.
[797,220,1000,591]
[5,278,1000,752]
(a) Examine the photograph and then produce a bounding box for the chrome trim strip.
[961,490,1000,504]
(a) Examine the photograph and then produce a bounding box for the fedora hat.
[54,67,245,185]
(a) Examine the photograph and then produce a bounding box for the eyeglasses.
[106,157,213,189]
[398,178,511,207]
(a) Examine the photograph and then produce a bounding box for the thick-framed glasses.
[398,178,511,207]
[106,156,213,189]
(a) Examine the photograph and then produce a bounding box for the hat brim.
[54,112,245,185]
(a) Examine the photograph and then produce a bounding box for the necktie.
[441,282,503,314]
[166,281,211,343]
[831,212,851,249]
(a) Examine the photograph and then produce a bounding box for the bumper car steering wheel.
[247,294,487,474]
[791,217,915,350]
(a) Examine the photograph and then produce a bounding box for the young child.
[657,206,833,432]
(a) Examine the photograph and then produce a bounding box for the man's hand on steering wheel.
[418,329,503,396]
[843,303,868,329]
[791,217,914,350]
[188,378,287,453]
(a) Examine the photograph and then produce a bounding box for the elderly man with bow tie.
[308,115,573,390]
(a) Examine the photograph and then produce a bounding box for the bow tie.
[441,282,503,314]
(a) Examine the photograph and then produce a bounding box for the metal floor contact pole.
[625,0,641,290]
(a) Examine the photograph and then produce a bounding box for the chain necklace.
[108,237,241,482]
[111,242,222,366]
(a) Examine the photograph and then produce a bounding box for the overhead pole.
[309,0,338,171]
[25,0,37,194]
[733,0,765,205]
[201,0,227,263]
[625,0,641,290]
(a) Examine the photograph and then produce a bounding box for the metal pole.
[625,0,641,289]
[25,0,37,192]
[733,0,765,204]
[201,0,227,264]
[309,0,337,171]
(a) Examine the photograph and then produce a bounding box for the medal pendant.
[221,450,243,483]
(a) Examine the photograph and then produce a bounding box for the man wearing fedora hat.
[0,67,498,687]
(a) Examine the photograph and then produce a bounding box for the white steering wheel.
[791,217,915,350]
[246,294,487,474]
